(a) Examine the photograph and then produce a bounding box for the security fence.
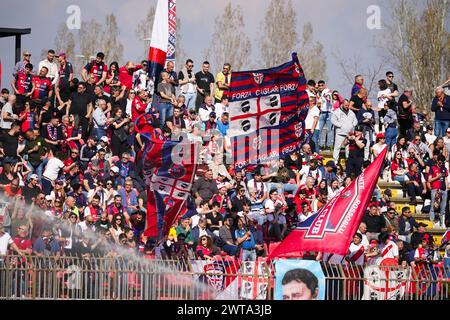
[0,255,449,300]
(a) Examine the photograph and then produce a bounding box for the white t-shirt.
[199,105,215,122]
[425,133,437,146]
[0,232,13,255]
[43,157,64,181]
[214,102,228,119]
[380,240,399,259]
[348,243,366,265]
[377,88,392,109]
[305,106,320,130]
[247,179,268,197]
[0,103,14,129]
[372,143,387,158]
[264,199,275,212]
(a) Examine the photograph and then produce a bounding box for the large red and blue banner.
[227,53,309,169]
[269,147,388,258]
[142,135,198,239]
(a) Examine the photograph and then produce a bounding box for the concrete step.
[378,181,403,189]
[390,197,424,204]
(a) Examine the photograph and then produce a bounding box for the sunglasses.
[24,54,31,56]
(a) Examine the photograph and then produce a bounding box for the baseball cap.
[110,166,119,173]
[29,173,38,180]
[446,128,450,133]
[45,195,52,201]
[325,160,336,168]
[426,124,433,131]
[100,136,109,143]
[354,125,364,132]
[209,111,216,118]
[376,133,385,139]
[418,222,428,228]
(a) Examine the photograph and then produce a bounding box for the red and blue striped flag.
[227,53,310,169]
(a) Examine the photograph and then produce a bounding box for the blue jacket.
[431,95,450,120]
[398,215,419,236]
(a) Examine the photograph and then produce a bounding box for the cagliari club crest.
[168,163,186,179]
[252,73,264,85]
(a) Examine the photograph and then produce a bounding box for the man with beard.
[43,116,64,153]
[192,169,219,205]
[82,52,108,86]
[67,82,93,139]
[195,61,215,111]
[22,173,41,204]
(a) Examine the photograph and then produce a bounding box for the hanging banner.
[274,259,326,300]
[167,0,176,63]
[269,148,388,258]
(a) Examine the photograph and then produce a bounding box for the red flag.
[269,147,388,258]
[143,138,198,239]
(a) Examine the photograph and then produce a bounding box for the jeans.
[318,112,333,147]
[91,127,106,141]
[222,244,239,256]
[312,129,320,153]
[393,175,406,184]
[271,182,298,196]
[385,127,398,150]
[241,249,256,262]
[41,178,53,195]
[434,120,450,138]
[183,92,196,111]
[406,182,423,200]
[363,129,373,161]
[158,102,173,128]
[430,189,447,223]
[28,158,48,183]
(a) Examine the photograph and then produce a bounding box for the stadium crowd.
[0,48,450,271]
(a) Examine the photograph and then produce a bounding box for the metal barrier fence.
[320,262,450,300]
[0,255,449,300]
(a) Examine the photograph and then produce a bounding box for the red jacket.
[119,65,142,91]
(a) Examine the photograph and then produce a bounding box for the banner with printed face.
[274,259,325,300]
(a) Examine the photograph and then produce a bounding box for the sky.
[0,0,402,96]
